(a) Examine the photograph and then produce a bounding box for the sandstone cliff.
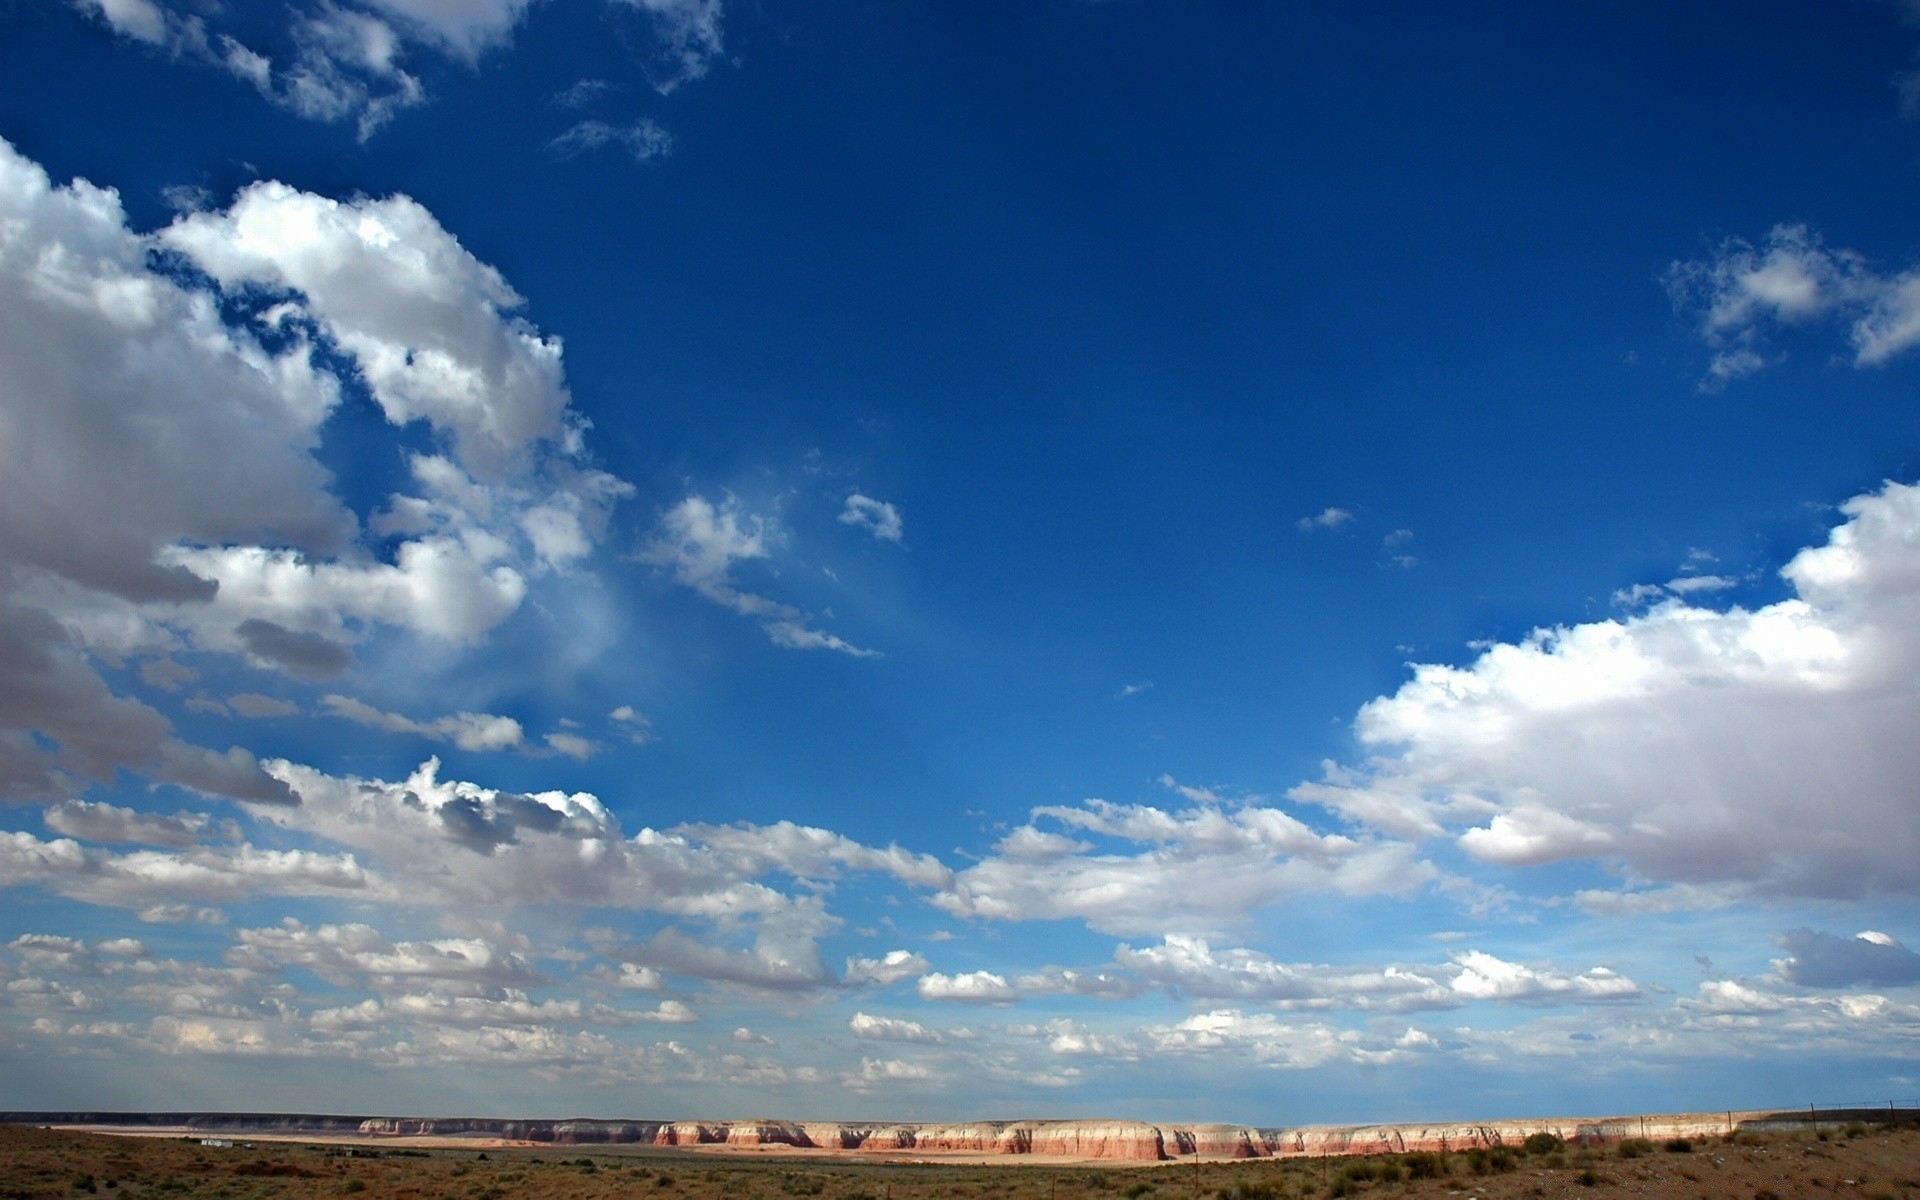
[3,1107,1825,1163]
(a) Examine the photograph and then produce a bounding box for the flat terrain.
[4,1122,1920,1200]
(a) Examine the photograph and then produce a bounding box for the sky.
[3,0,1920,1127]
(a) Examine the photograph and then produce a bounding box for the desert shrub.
[1522,1132,1564,1156]
[1846,1122,1869,1139]
[1489,1147,1516,1173]
[1123,1184,1154,1199]
[1575,1169,1600,1186]
[1337,1161,1375,1183]
[1753,1190,1781,1200]
[1402,1152,1444,1179]
[1617,1138,1653,1159]
[341,1182,365,1195]
[71,1176,97,1193]
[1663,1138,1692,1153]
[1325,1179,1353,1200]
[1374,1161,1403,1185]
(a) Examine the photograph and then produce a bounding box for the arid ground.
[4,1121,1920,1200]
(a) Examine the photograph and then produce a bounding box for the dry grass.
[4,1122,1920,1200]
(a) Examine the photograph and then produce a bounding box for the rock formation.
[0,1107,1844,1162]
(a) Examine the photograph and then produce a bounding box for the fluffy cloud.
[1144,1009,1358,1069]
[848,1011,943,1043]
[916,970,1018,1005]
[1296,507,1354,533]
[1113,936,1454,1011]
[229,920,543,995]
[844,949,933,988]
[309,991,696,1030]
[839,494,904,543]
[0,832,368,911]
[935,795,1432,936]
[1297,481,1920,902]
[1775,928,1920,989]
[0,138,626,806]
[1667,223,1920,387]
[41,800,225,848]
[1445,950,1640,1006]
[639,494,878,656]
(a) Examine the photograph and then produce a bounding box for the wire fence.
[1802,1101,1920,1127]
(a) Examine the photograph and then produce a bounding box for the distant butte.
[0,1109,1873,1162]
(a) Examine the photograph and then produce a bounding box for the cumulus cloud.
[1775,928,1920,988]
[0,832,368,911]
[934,795,1432,936]
[1113,936,1453,1011]
[639,494,878,656]
[1144,1009,1358,1069]
[229,920,543,993]
[622,927,831,992]
[1296,507,1354,533]
[1295,481,1920,901]
[42,800,223,848]
[1667,223,1920,387]
[0,138,628,809]
[1445,950,1640,1006]
[844,949,933,988]
[848,1010,943,1043]
[916,970,1017,1005]
[839,494,904,543]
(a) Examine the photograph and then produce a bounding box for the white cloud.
[71,0,173,45]
[230,920,543,993]
[640,494,878,656]
[1296,507,1355,533]
[1667,223,1920,387]
[163,184,573,478]
[934,796,1432,936]
[1012,966,1145,1000]
[42,800,223,848]
[1295,481,1920,901]
[1144,1009,1357,1069]
[1113,935,1454,1011]
[0,139,627,805]
[839,494,904,543]
[618,0,725,94]
[549,119,674,163]
[844,949,932,988]
[845,1055,933,1089]
[0,832,369,911]
[310,990,696,1030]
[849,1011,943,1043]
[321,693,527,752]
[360,0,537,60]
[623,927,831,991]
[1774,928,1920,988]
[916,970,1017,1005]
[609,704,653,744]
[1445,950,1640,1006]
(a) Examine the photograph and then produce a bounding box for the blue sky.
[4,0,1920,1125]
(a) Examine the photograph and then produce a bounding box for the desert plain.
[4,1114,1920,1200]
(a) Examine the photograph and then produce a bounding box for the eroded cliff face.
[9,1110,1787,1163]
